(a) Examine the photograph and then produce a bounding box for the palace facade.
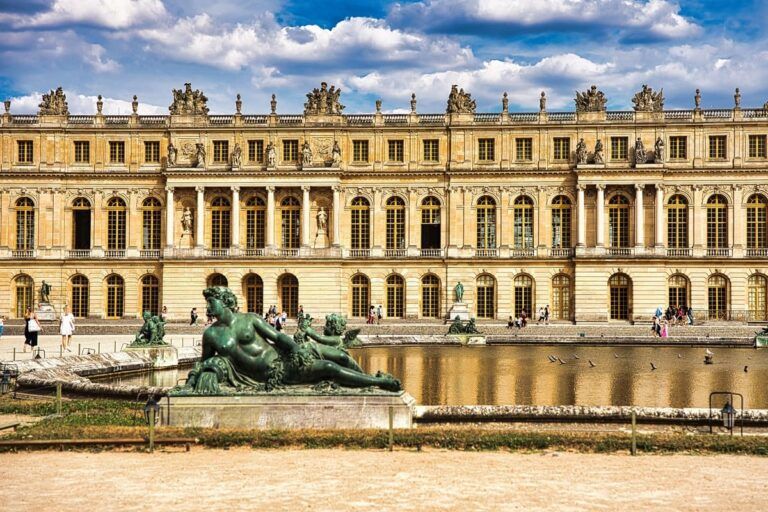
[3,84,768,323]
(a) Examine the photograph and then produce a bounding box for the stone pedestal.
[36,303,56,321]
[314,228,328,248]
[179,232,193,249]
[124,345,178,368]
[448,302,470,321]
[162,391,416,429]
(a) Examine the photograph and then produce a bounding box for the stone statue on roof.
[575,85,606,112]
[38,87,69,116]
[304,82,345,115]
[446,85,476,114]
[632,85,664,112]
[169,83,209,115]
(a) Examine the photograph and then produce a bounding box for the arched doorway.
[141,274,160,316]
[608,273,631,320]
[420,196,441,249]
[707,274,729,320]
[421,274,440,318]
[72,197,92,250]
[748,274,767,321]
[13,274,34,318]
[514,274,534,317]
[476,274,496,319]
[105,274,124,318]
[278,274,299,317]
[71,275,89,318]
[551,274,571,321]
[350,274,370,318]
[208,273,228,288]
[244,274,264,314]
[385,274,405,318]
[668,274,689,309]
[15,197,35,251]
[106,197,127,251]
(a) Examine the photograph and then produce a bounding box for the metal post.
[12,348,15,361]
[77,343,80,355]
[59,346,62,358]
[56,383,62,416]
[114,341,117,353]
[631,410,637,456]
[148,408,155,453]
[388,406,394,452]
[97,342,101,354]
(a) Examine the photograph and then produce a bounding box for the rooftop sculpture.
[304,82,344,115]
[632,85,664,112]
[575,85,607,112]
[169,83,209,115]
[38,87,68,116]
[446,84,476,114]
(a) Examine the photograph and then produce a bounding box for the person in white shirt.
[60,306,76,352]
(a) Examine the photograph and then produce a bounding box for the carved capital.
[577,184,587,191]
[231,186,240,193]
[595,184,606,191]
[635,184,645,191]
[332,185,342,193]
[265,186,276,193]
[301,185,311,192]
[165,186,175,194]
[656,184,666,193]
[195,186,205,193]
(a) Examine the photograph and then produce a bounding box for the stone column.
[231,186,240,249]
[577,185,586,247]
[266,186,275,248]
[596,184,605,247]
[635,184,644,248]
[332,186,341,247]
[195,186,204,248]
[301,185,310,247]
[165,187,174,248]
[655,185,664,248]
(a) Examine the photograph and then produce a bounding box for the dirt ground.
[0,448,765,511]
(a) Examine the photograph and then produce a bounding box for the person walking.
[544,305,550,325]
[376,304,383,325]
[660,317,669,338]
[190,307,198,326]
[59,306,75,352]
[367,305,375,324]
[0,315,4,341]
[23,308,32,352]
[25,309,41,353]
[687,306,694,325]
[160,306,168,322]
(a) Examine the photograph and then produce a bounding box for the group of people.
[17,306,76,353]
[651,304,694,337]
[507,305,551,329]
[264,305,291,331]
[367,305,384,324]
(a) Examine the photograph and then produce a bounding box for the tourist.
[161,306,168,322]
[25,309,41,352]
[190,308,198,325]
[367,305,375,324]
[651,315,661,337]
[377,304,383,324]
[281,311,288,326]
[274,314,283,331]
[298,305,304,318]
[660,318,669,338]
[521,309,528,328]
[507,315,514,329]
[0,315,4,341]
[687,306,694,325]
[544,305,550,325]
[537,307,546,324]
[23,308,32,352]
[59,306,75,352]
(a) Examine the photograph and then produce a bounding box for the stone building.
[2,83,768,323]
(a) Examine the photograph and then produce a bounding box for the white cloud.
[12,0,168,29]
[8,91,165,115]
[85,44,120,72]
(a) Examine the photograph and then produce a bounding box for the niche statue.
[182,287,400,394]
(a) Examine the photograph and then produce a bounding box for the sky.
[0,0,766,114]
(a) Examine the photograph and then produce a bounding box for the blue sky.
[0,0,766,114]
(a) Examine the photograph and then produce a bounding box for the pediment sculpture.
[304,82,344,115]
[575,85,606,112]
[38,87,69,116]
[632,84,664,112]
[446,85,476,114]
[169,83,209,115]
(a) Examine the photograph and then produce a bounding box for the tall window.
[283,140,299,162]
[667,195,688,248]
[245,197,266,249]
[514,274,533,317]
[281,197,300,248]
[610,137,628,160]
[551,196,571,248]
[385,197,406,250]
[476,196,497,249]
[353,140,369,162]
[106,197,126,250]
[609,273,631,320]
[142,197,161,250]
[144,141,160,163]
[15,197,35,251]
[14,275,34,318]
[244,274,264,314]
[208,273,228,287]
[551,274,571,321]
[72,197,92,250]
[105,274,124,318]
[708,135,726,160]
[553,137,570,161]
[513,196,534,248]
[749,135,767,159]
[421,274,440,318]
[211,196,231,249]
[476,274,496,319]
[747,194,768,249]
[17,140,33,163]
[420,196,441,249]
[515,138,532,161]
[748,274,767,321]
[351,197,370,249]
[279,274,299,317]
[71,275,89,318]
[478,138,495,161]
[708,274,729,320]
[669,136,687,159]
[213,141,229,163]
[423,139,439,161]
[386,274,405,318]
[109,141,125,163]
[388,140,404,162]
[141,274,160,316]
[668,274,689,309]
[706,195,728,249]
[248,140,264,162]
[350,274,370,318]
[608,195,630,247]
[74,141,90,163]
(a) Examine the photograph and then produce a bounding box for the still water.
[98,345,768,408]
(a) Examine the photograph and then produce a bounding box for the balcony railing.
[476,248,498,257]
[606,247,632,256]
[706,247,732,257]
[384,249,407,258]
[105,249,125,258]
[746,248,768,257]
[243,248,265,257]
[510,247,536,257]
[11,249,35,259]
[67,249,92,258]
[140,249,161,259]
[277,248,299,257]
[549,247,574,257]
[419,248,443,257]
[349,249,371,258]
[206,248,230,257]
[667,248,691,257]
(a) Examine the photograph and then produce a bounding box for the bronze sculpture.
[132,311,167,345]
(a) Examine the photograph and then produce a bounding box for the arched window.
[142,197,162,250]
[211,196,231,249]
[13,274,34,318]
[281,197,300,249]
[608,195,630,248]
[514,274,533,318]
[420,196,441,249]
[141,274,160,316]
[476,274,496,319]
[476,196,497,249]
[551,196,571,248]
[350,274,370,318]
[71,275,89,318]
[244,274,264,314]
[106,197,126,251]
[748,274,767,321]
[208,273,228,287]
[706,195,728,249]
[279,273,299,317]
[245,197,266,249]
[421,274,440,318]
[386,274,405,318]
[513,196,534,249]
[105,274,124,318]
[746,194,768,250]
[350,197,370,250]
[608,273,631,320]
[72,197,92,250]
[667,195,688,249]
[385,197,406,250]
[15,198,35,251]
[708,274,729,320]
[668,274,689,309]
[551,274,571,321]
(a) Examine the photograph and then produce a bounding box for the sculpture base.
[178,232,194,249]
[314,230,328,248]
[448,302,470,321]
[162,391,416,429]
[36,303,56,321]
[123,345,178,368]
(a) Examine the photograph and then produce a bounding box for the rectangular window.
[423,139,439,161]
[553,137,570,161]
[248,140,264,162]
[387,140,404,162]
[610,137,628,160]
[144,141,160,163]
[17,140,33,163]
[709,135,726,160]
[213,140,229,163]
[352,140,369,162]
[478,138,495,161]
[109,141,125,163]
[669,136,687,159]
[749,135,767,159]
[515,138,532,161]
[74,141,90,163]
[282,140,299,162]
